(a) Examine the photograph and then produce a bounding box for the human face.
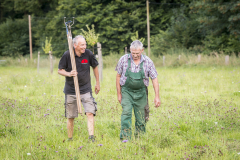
[130,48,143,61]
[74,38,87,54]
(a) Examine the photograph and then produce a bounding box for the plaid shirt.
[115,54,158,86]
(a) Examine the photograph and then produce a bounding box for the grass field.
[0,63,240,159]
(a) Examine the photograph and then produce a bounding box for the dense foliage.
[0,0,239,57]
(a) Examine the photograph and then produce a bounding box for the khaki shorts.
[65,92,97,118]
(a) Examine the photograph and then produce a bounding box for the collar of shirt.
[128,54,145,65]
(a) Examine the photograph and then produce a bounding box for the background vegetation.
[0,60,240,159]
[0,0,240,57]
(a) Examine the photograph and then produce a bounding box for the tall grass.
[101,51,240,68]
[0,63,240,159]
[0,49,239,69]
[0,53,58,68]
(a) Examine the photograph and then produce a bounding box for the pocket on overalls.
[133,89,146,100]
[128,77,142,90]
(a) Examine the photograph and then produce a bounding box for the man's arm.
[152,77,161,108]
[58,69,77,77]
[116,74,122,104]
[92,66,100,94]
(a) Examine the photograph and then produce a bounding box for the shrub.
[0,18,29,57]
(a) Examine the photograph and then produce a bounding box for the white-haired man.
[58,35,100,142]
[116,40,160,140]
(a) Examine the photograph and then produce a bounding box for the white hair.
[130,40,143,50]
[72,35,85,45]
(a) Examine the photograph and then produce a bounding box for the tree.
[80,24,99,54]
[131,31,145,44]
[42,37,52,54]
[190,0,240,54]
[0,18,29,57]
[43,0,177,56]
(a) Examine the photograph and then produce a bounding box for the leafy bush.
[0,18,29,57]
[151,30,180,56]
[151,6,203,56]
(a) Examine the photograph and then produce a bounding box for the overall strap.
[125,54,131,77]
[127,54,131,69]
[140,60,144,69]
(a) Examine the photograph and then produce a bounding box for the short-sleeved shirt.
[115,54,158,86]
[58,49,98,95]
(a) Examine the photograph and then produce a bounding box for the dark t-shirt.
[58,49,98,94]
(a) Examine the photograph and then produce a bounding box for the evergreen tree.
[190,0,240,54]
[0,18,29,57]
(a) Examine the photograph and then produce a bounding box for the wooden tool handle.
[67,31,82,114]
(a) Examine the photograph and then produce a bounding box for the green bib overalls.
[120,56,147,140]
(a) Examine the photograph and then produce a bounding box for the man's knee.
[86,112,94,117]
[68,118,74,122]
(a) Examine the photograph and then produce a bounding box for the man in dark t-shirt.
[58,35,100,142]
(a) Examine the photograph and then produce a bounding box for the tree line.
[0,0,239,57]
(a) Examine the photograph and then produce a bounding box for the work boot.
[88,135,95,143]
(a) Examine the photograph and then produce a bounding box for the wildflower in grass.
[25,85,27,87]
[78,146,83,149]
[27,153,31,155]
[98,144,103,146]
[238,152,240,155]
[44,114,49,117]
[215,122,218,125]
[55,151,58,153]
[122,140,128,143]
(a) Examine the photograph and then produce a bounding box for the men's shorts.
[65,92,97,118]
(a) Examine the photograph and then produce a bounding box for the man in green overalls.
[115,40,161,140]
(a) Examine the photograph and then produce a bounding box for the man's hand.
[95,83,100,94]
[154,97,161,108]
[69,70,78,77]
[92,66,100,94]
[58,69,78,77]
[152,78,160,108]
[117,93,122,104]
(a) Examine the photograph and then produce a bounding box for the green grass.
[0,64,240,159]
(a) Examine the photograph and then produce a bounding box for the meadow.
[0,55,240,159]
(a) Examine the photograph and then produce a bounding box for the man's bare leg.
[86,113,94,135]
[86,113,94,141]
[67,118,74,139]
